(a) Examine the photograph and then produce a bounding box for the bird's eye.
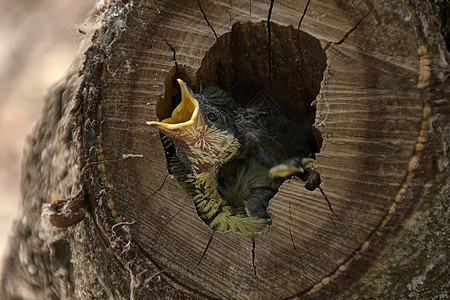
[207,112,218,122]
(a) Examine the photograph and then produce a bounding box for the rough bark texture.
[1,0,448,299]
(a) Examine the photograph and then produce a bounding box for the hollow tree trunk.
[1,0,448,299]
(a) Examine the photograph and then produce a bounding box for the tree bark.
[1,0,448,299]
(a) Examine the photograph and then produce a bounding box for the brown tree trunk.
[1,0,448,299]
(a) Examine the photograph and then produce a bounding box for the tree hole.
[153,22,326,233]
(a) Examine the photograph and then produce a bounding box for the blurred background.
[0,0,95,273]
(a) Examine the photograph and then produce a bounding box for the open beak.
[147,79,199,131]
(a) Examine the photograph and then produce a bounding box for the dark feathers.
[196,87,313,220]
[197,87,314,166]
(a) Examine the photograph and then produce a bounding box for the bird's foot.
[268,158,314,178]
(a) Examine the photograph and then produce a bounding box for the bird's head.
[147,79,241,174]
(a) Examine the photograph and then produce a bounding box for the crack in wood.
[328,214,338,229]
[296,0,311,35]
[197,0,219,41]
[197,232,215,265]
[251,235,257,278]
[290,231,305,269]
[267,0,275,88]
[305,169,339,219]
[146,173,170,202]
[197,0,222,59]
[319,186,338,217]
[335,9,371,45]
[150,199,187,246]
[289,203,305,271]
[147,173,185,244]
[153,30,178,72]
[324,8,372,51]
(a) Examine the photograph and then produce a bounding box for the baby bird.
[147,80,315,233]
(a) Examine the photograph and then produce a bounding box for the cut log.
[1,0,449,299]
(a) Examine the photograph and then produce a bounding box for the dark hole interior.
[198,23,324,124]
[154,21,327,232]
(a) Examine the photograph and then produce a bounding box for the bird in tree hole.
[147,79,319,234]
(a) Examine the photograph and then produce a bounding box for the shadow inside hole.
[196,21,326,137]
[156,66,195,121]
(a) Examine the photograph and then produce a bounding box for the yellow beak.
[147,79,199,130]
